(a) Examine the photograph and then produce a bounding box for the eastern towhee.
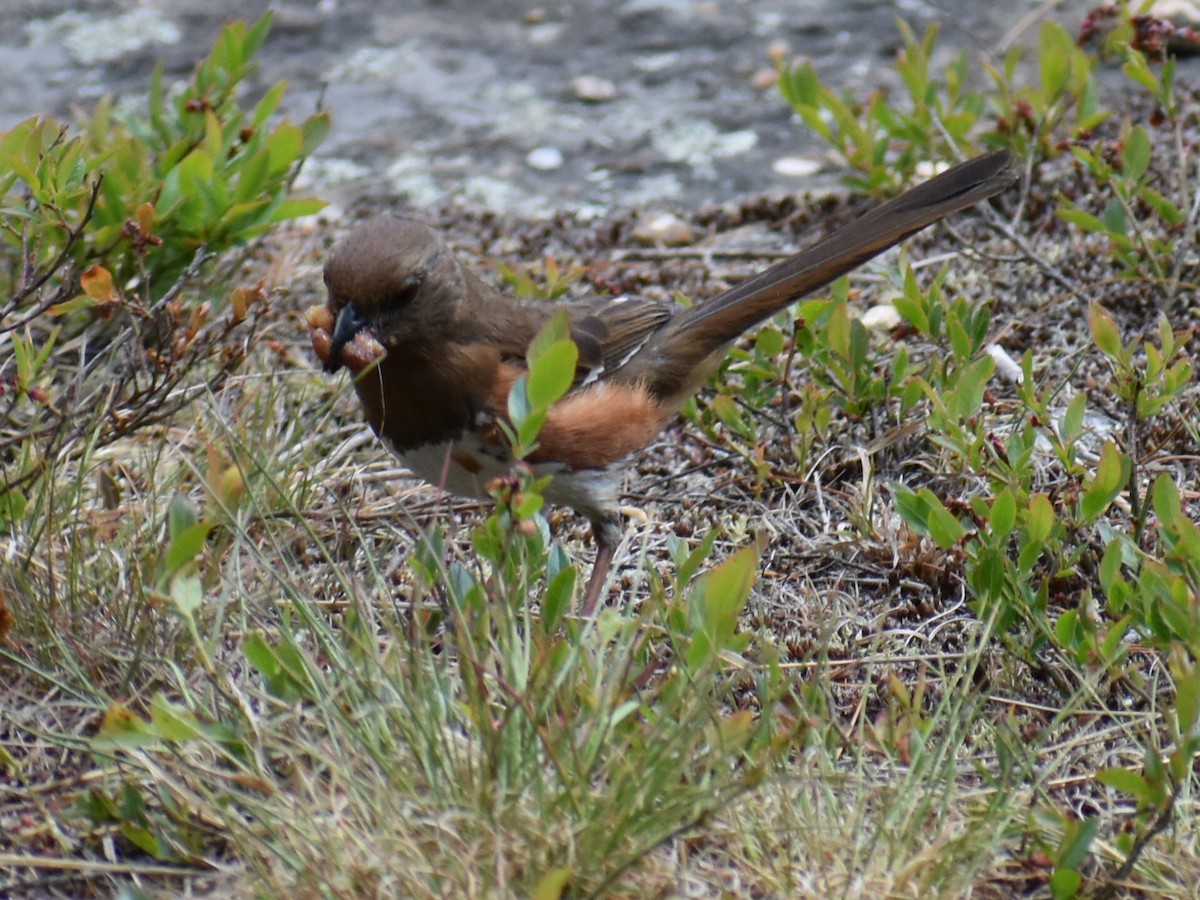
[308,151,1016,613]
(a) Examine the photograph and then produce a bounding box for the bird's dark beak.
[327,303,366,373]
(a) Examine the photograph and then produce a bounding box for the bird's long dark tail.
[634,150,1016,398]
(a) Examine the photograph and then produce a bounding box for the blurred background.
[0,0,1111,216]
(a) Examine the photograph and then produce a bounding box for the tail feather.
[645,150,1016,387]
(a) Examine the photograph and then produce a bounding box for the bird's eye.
[390,273,423,307]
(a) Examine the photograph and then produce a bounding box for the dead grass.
[5,114,1200,898]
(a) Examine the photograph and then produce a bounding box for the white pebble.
[571,75,617,101]
[861,304,902,331]
[772,156,822,178]
[526,146,564,171]
[633,212,694,246]
[987,343,1024,385]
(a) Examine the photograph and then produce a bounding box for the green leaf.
[513,491,544,520]
[1152,473,1182,526]
[164,522,211,576]
[755,325,785,356]
[1122,125,1151,182]
[918,489,965,549]
[1039,21,1074,98]
[516,409,549,452]
[676,530,718,586]
[1055,609,1081,648]
[1174,663,1200,736]
[1098,538,1125,593]
[1097,766,1153,805]
[1060,392,1087,442]
[119,823,162,858]
[1049,867,1081,900]
[300,112,332,156]
[232,148,270,203]
[0,487,27,524]
[251,81,286,127]
[46,295,100,316]
[1099,615,1131,662]
[1057,815,1098,870]
[266,122,303,175]
[507,375,532,429]
[202,109,224,159]
[156,167,184,218]
[62,153,87,192]
[542,565,575,628]
[1140,187,1185,225]
[1081,441,1128,522]
[1121,50,1160,95]
[700,545,757,626]
[149,698,203,742]
[710,393,750,438]
[149,61,166,137]
[1143,744,1167,794]
[947,315,970,361]
[893,487,930,533]
[219,198,272,234]
[29,326,61,372]
[893,291,928,334]
[167,493,200,541]
[1088,303,1123,360]
[527,340,578,409]
[527,310,571,360]
[9,331,35,384]
[848,315,869,368]
[826,302,851,361]
[949,356,994,420]
[169,571,203,616]
[1165,358,1192,392]
[1058,205,1108,235]
[989,489,1016,540]
[244,634,307,702]
[1026,493,1055,543]
[970,546,1008,603]
[243,633,280,678]
[263,195,326,224]
[532,867,573,900]
[778,61,821,109]
[179,145,216,187]
[243,12,274,60]
[92,704,156,750]
[1017,536,1045,576]
[686,544,757,669]
[1102,198,1127,237]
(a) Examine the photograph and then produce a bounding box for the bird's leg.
[580,516,622,616]
[580,538,615,617]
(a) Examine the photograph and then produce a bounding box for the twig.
[1093,779,1180,900]
[1,178,103,331]
[0,853,212,877]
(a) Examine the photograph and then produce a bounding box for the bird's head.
[320,217,464,371]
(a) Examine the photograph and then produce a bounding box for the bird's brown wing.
[486,293,674,389]
[567,295,675,388]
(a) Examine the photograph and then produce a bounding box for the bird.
[309,150,1016,614]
